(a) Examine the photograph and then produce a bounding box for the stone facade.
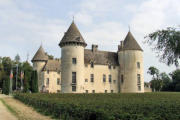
[32,21,146,93]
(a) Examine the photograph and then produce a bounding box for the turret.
[118,31,144,93]
[31,45,48,91]
[59,21,87,93]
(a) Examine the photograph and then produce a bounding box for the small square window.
[92,90,95,93]
[72,58,77,64]
[85,64,88,67]
[108,65,111,69]
[105,90,107,93]
[72,86,76,91]
[47,70,49,74]
[86,90,88,93]
[113,66,116,69]
[111,90,114,93]
[85,79,88,82]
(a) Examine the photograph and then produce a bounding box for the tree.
[160,72,171,91]
[14,54,20,63]
[147,66,159,79]
[2,75,10,95]
[145,27,180,66]
[147,66,162,91]
[22,62,33,92]
[31,70,38,93]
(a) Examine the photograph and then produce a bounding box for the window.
[137,62,140,69]
[57,78,60,85]
[46,78,49,85]
[57,90,61,93]
[121,75,124,84]
[138,86,141,91]
[86,90,88,93]
[105,90,107,93]
[113,66,116,69]
[85,79,88,82]
[91,62,94,68]
[85,64,88,67]
[113,80,116,83]
[90,74,94,82]
[108,65,111,69]
[72,72,76,84]
[111,90,114,93]
[137,74,141,85]
[109,75,112,83]
[72,58,76,64]
[47,70,49,74]
[72,86,76,91]
[103,74,106,82]
[92,90,95,93]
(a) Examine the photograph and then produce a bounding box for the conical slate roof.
[59,21,87,47]
[123,31,143,51]
[31,45,48,62]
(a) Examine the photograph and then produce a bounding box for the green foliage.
[14,93,180,120]
[2,75,10,95]
[22,62,33,93]
[31,70,38,93]
[147,66,159,78]
[145,27,180,66]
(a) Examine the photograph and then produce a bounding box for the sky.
[0,0,180,82]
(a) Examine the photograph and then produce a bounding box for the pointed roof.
[31,45,48,62]
[123,31,143,51]
[59,21,87,47]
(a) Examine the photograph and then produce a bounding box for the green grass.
[0,98,18,118]
[14,92,180,120]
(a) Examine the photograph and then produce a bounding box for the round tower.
[31,45,48,91]
[118,31,144,93]
[59,21,87,93]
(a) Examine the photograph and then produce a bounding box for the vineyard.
[14,93,180,120]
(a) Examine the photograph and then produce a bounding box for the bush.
[31,70,38,93]
[14,93,180,120]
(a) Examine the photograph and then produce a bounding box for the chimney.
[118,41,124,51]
[92,44,98,52]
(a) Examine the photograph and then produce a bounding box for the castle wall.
[42,71,61,93]
[61,45,84,93]
[118,50,144,93]
[84,64,119,93]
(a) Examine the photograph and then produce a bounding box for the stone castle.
[32,21,144,93]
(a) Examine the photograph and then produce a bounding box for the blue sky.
[0,0,180,82]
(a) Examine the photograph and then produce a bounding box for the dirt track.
[0,94,53,120]
[0,94,17,120]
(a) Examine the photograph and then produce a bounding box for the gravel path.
[0,94,17,120]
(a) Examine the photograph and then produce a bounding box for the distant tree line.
[147,67,180,92]
[0,54,38,95]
